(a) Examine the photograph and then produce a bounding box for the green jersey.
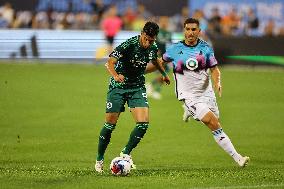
[156,28,172,55]
[109,35,158,89]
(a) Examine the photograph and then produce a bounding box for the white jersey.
[163,39,218,101]
[174,69,215,100]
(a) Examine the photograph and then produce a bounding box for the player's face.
[184,23,200,45]
[140,32,156,49]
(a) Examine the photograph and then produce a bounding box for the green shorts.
[105,87,149,113]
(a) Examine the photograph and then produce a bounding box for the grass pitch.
[0,62,284,189]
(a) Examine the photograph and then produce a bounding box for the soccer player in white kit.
[146,18,249,167]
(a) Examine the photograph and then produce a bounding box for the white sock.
[212,128,241,162]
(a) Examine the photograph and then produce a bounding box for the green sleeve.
[149,43,158,61]
[109,39,131,60]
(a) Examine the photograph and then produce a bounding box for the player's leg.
[145,82,153,98]
[120,89,149,169]
[122,107,149,155]
[122,88,149,155]
[120,107,148,170]
[146,75,162,100]
[149,64,169,100]
[151,76,163,99]
[97,113,120,161]
[200,109,249,167]
[95,88,125,172]
[182,103,191,122]
[95,113,119,173]
[185,99,249,167]
[106,35,114,54]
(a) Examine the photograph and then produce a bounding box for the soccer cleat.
[95,160,104,173]
[120,152,137,170]
[146,83,162,100]
[237,156,250,167]
[145,83,153,97]
[152,91,162,100]
[182,104,191,122]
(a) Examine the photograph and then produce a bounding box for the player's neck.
[185,39,198,46]
[183,38,199,47]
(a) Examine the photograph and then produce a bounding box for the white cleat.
[182,104,191,122]
[95,160,104,173]
[120,153,137,170]
[146,83,153,97]
[237,156,250,167]
[146,83,162,100]
[152,91,162,100]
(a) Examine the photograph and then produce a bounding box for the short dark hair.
[142,21,159,37]
[184,18,200,28]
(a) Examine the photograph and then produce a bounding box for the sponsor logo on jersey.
[131,54,147,68]
[185,58,198,70]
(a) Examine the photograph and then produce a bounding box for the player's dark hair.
[184,18,200,28]
[142,21,159,37]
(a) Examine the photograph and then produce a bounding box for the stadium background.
[0,1,284,189]
[0,0,284,65]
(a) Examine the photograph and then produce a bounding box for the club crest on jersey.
[185,58,198,70]
[106,102,112,109]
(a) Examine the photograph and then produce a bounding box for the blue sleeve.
[162,45,174,62]
[206,46,218,68]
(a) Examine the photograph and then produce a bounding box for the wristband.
[161,71,167,77]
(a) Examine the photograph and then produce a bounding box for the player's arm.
[149,58,170,85]
[144,62,156,74]
[145,58,165,73]
[210,66,222,97]
[105,57,125,83]
[106,39,131,83]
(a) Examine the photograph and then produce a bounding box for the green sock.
[152,80,162,92]
[96,123,116,161]
[122,122,149,155]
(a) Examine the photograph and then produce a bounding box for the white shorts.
[184,98,219,121]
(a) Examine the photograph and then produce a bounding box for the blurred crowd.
[1,0,284,37]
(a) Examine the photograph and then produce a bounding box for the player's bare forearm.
[210,66,222,97]
[105,57,124,82]
[145,58,165,73]
[145,62,158,74]
[105,57,118,77]
[153,58,165,73]
[151,58,170,84]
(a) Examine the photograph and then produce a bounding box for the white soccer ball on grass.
[110,157,131,176]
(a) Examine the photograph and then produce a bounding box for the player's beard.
[186,35,198,45]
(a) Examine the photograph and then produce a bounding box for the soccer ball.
[110,157,131,176]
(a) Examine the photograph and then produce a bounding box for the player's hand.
[163,75,170,85]
[114,74,125,83]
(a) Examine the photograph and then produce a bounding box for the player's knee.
[105,113,119,124]
[136,122,149,130]
[104,122,116,131]
[209,118,220,130]
[203,115,220,130]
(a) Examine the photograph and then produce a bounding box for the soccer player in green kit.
[95,21,170,173]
